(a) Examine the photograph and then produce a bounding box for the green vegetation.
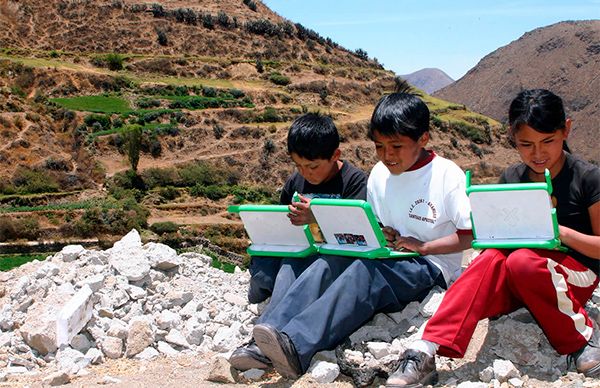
[122,124,143,172]
[0,254,47,271]
[150,221,179,235]
[0,200,97,213]
[269,72,291,86]
[50,96,131,113]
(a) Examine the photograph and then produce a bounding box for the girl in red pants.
[386,89,600,387]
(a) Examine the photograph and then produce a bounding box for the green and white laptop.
[466,169,565,251]
[309,198,419,259]
[228,204,318,257]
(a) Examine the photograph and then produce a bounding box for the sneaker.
[568,322,600,377]
[253,324,302,379]
[229,340,271,371]
[385,349,438,388]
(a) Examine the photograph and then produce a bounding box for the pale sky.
[263,0,600,80]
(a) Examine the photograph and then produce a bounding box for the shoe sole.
[386,371,439,388]
[253,325,300,379]
[584,362,600,378]
[229,352,270,371]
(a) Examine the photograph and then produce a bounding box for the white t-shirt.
[367,154,471,284]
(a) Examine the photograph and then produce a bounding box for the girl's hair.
[508,89,571,152]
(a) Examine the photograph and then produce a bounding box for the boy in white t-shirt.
[241,93,473,380]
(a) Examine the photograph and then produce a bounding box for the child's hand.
[394,236,424,254]
[382,226,400,247]
[288,194,316,226]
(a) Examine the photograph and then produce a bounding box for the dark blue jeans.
[257,255,446,372]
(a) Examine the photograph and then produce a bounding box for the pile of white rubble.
[0,229,599,387]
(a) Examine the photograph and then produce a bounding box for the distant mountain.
[401,68,454,94]
[435,20,600,164]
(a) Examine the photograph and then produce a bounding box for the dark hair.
[369,93,430,141]
[287,112,339,160]
[508,89,570,152]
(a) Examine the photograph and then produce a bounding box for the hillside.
[435,20,600,164]
[0,0,517,247]
[401,68,454,94]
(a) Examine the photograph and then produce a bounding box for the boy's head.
[369,93,431,175]
[369,93,430,141]
[287,112,342,185]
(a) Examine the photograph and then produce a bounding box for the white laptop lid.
[310,204,382,249]
[239,210,312,248]
[469,189,555,241]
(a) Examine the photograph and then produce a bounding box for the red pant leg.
[423,249,522,358]
[505,249,598,354]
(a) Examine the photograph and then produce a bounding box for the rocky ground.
[1,230,600,387]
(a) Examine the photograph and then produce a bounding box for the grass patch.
[50,95,131,113]
[0,253,47,271]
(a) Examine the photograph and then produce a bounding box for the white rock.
[43,371,71,386]
[479,366,494,383]
[134,347,160,360]
[493,359,520,383]
[308,360,340,384]
[35,262,60,279]
[418,287,445,318]
[85,348,104,364]
[124,285,146,300]
[223,292,247,306]
[77,274,105,293]
[107,320,128,339]
[157,310,181,330]
[344,349,364,364]
[180,301,199,318]
[165,329,190,348]
[100,337,123,359]
[110,253,150,282]
[0,332,12,347]
[108,229,142,253]
[144,242,181,270]
[59,245,85,262]
[211,323,242,352]
[56,347,90,374]
[157,341,179,356]
[56,284,94,348]
[102,375,122,384]
[508,377,524,387]
[367,341,391,359]
[184,317,205,346]
[70,334,92,353]
[242,368,265,381]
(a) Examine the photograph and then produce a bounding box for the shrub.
[255,59,264,73]
[217,11,230,28]
[452,121,490,144]
[105,53,124,71]
[190,184,228,200]
[202,86,217,97]
[84,114,112,131]
[157,29,168,46]
[269,72,290,86]
[229,88,245,99]
[11,167,59,194]
[355,48,369,61]
[213,123,224,139]
[260,107,281,123]
[150,221,179,235]
[158,186,180,201]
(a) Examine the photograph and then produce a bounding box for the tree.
[123,124,143,172]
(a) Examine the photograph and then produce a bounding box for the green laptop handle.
[466,169,552,195]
